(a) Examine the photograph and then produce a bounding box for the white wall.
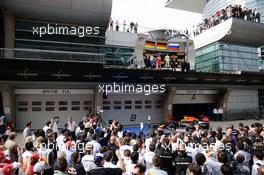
[101,94,162,125]
[105,30,138,47]
[16,94,94,130]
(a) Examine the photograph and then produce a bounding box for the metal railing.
[0,48,106,64]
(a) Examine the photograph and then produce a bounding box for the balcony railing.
[0,48,105,64]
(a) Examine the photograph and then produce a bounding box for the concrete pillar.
[0,85,16,124]
[218,88,232,121]
[162,87,176,120]
[2,9,15,58]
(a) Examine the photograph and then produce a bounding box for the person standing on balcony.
[134,22,138,33]
[109,18,113,31]
[165,54,170,68]
[130,21,134,33]
[115,20,119,32]
[156,54,162,70]
[123,20,126,32]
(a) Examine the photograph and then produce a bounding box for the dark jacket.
[175,152,192,175]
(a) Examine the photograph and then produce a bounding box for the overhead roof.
[165,0,207,14]
[0,0,112,28]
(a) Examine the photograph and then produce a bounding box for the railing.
[0,48,105,64]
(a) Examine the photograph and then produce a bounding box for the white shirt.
[234,150,251,166]
[119,158,133,175]
[145,167,168,175]
[104,161,118,168]
[145,138,152,151]
[43,126,51,133]
[56,135,65,151]
[86,140,101,155]
[252,160,264,175]
[118,131,123,138]
[22,151,33,163]
[52,122,58,133]
[75,127,82,136]
[144,151,155,169]
[81,155,96,172]
[67,121,77,132]
[165,55,170,62]
[207,158,223,175]
[119,145,133,158]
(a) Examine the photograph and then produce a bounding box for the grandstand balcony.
[193,18,264,50]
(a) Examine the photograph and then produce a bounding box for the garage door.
[173,90,218,104]
[101,94,162,125]
[15,89,94,130]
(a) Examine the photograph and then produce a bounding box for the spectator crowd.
[0,114,264,175]
[109,18,139,33]
[194,4,261,36]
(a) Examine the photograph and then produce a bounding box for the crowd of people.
[108,18,191,39]
[109,18,139,33]
[0,114,264,175]
[144,53,190,72]
[194,4,261,36]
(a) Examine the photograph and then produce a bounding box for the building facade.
[0,0,263,130]
[166,0,264,117]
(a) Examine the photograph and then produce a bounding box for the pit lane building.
[0,0,264,130]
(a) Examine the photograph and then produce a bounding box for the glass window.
[32,107,41,111]
[202,45,215,55]
[155,100,161,104]
[135,105,142,109]
[72,106,80,111]
[18,107,27,112]
[46,107,55,111]
[103,106,110,110]
[155,105,162,109]
[59,101,67,105]
[114,101,121,105]
[145,105,152,109]
[46,101,55,106]
[124,101,132,104]
[145,100,152,104]
[135,101,142,104]
[114,106,121,110]
[18,101,28,106]
[84,101,93,105]
[32,101,41,106]
[125,106,132,109]
[59,107,67,111]
[71,101,80,105]
[84,106,92,111]
[103,101,110,105]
